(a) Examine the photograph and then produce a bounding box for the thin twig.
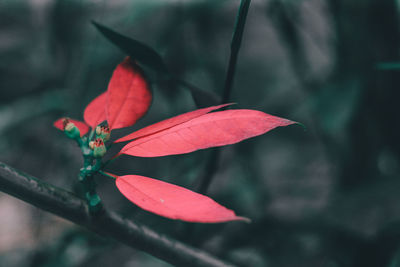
[196,0,251,194]
[0,161,236,267]
[221,0,251,104]
[98,170,116,180]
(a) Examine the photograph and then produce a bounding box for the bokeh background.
[1,0,400,266]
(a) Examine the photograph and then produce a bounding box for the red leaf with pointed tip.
[53,118,89,137]
[119,109,295,157]
[115,175,249,223]
[84,91,107,128]
[106,57,152,130]
[115,103,232,143]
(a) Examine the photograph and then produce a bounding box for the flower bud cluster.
[90,138,107,158]
[87,125,110,158]
[96,125,110,142]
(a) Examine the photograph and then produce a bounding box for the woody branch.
[0,161,235,267]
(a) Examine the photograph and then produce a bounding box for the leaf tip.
[233,216,251,223]
[221,102,237,109]
[291,121,306,131]
[278,117,303,129]
[277,117,305,131]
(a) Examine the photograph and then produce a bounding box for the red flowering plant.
[54,57,295,223]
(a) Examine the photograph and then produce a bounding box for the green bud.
[64,121,80,139]
[95,125,111,142]
[92,138,106,158]
[89,141,95,150]
[95,126,102,136]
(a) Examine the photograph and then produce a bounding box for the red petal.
[114,103,232,143]
[84,92,107,128]
[53,118,90,137]
[106,57,152,130]
[120,110,295,157]
[115,175,249,223]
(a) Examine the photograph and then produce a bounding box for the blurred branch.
[0,161,236,267]
[222,0,251,104]
[196,0,251,194]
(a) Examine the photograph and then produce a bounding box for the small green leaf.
[92,21,168,74]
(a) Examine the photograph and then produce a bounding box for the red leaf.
[84,91,107,128]
[119,109,295,157]
[53,118,89,137]
[106,57,152,130]
[115,175,249,223]
[114,103,232,143]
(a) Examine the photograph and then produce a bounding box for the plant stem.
[89,128,95,141]
[99,170,116,180]
[196,0,251,195]
[196,149,221,194]
[221,0,251,104]
[0,161,236,267]
[79,139,103,214]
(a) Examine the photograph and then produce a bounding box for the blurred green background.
[1,0,400,266]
